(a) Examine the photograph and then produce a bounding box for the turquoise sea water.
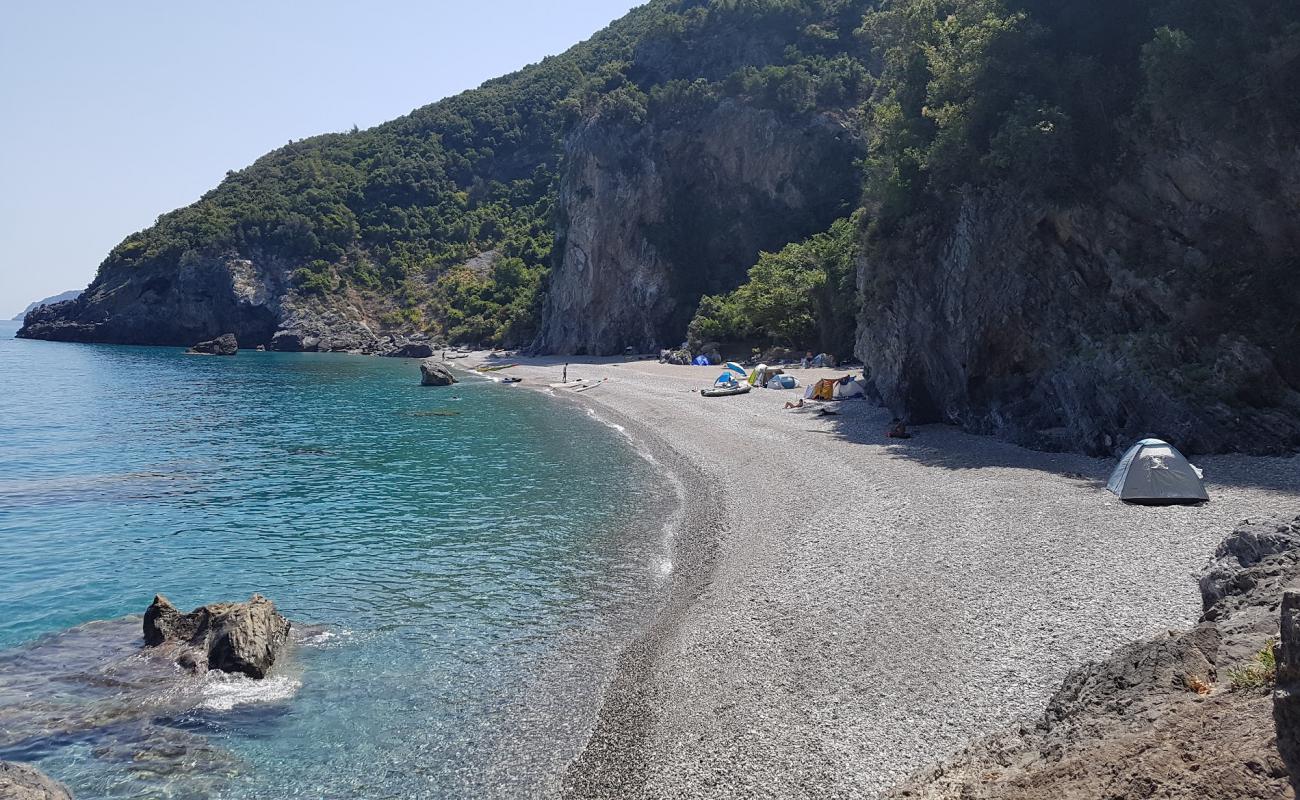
[0,320,672,798]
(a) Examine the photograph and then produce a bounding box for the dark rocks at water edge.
[187,333,239,355]
[420,359,457,386]
[143,594,290,678]
[0,761,73,800]
[890,515,1300,800]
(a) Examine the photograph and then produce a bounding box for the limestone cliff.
[536,99,859,355]
[857,126,1300,455]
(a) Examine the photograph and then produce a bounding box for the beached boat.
[701,383,751,397]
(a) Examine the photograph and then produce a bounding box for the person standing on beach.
[563,363,568,383]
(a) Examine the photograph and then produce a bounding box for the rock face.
[419,359,457,386]
[384,342,434,359]
[187,333,239,355]
[0,761,73,800]
[18,254,283,347]
[857,130,1300,455]
[889,515,1300,800]
[143,594,290,679]
[535,99,860,355]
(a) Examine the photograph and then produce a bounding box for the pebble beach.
[462,353,1300,799]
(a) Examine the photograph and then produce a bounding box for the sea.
[0,319,674,799]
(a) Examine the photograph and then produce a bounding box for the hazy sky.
[0,1,640,317]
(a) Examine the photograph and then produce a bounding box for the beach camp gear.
[767,374,798,390]
[810,378,837,401]
[1106,438,1208,504]
[833,376,865,399]
[724,362,747,377]
[692,355,711,366]
[749,365,786,387]
[714,372,740,387]
[701,383,751,397]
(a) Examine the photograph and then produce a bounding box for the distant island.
[12,290,80,321]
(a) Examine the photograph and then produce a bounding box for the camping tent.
[750,365,785,387]
[1106,438,1208,504]
[832,377,865,399]
[692,355,711,366]
[767,374,798,390]
[809,378,837,401]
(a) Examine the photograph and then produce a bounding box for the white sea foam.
[580,406,686,580]
[199,672,301,711]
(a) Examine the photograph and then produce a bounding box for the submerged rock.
[0,761,73,800]
[187,333,239,356]
[420,359,457,386]
[143,594,290,678]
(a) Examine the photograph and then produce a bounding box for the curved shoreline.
[492,375,728,796]
[553,396,726,797]
[463,354,1300,799]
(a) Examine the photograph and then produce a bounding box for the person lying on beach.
[784,398,805,409]
[887,418,911,439]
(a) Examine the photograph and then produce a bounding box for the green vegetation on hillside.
[92,0,877,348]
[87,0,1300,350]
[687,213,860,355]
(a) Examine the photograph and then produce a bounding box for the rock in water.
[420,359,457,386]
[143,594,290,678]
[187,333,239,356]
[0,761,73,800]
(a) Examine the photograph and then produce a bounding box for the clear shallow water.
[0,320,672,798]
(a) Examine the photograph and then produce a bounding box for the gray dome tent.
[1106,438,1208,505]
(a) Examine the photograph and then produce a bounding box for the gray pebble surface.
[476,357,1300,798]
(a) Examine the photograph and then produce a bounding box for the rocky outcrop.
[143,594,290,678]
[0,761,73,800]
[535,99,861,355]
[383,341,435,358]
[187,333,238,355]
[419,359,457,386]
[890,515,1300,800]
[12,290,80,321]
[857,128,1300,455]
[18,254,283,347]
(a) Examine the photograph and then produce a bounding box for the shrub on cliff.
[688,214,860,355]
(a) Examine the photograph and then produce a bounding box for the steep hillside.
[18,0,1300,454]
[19,0,872,354]
[849,0,1300,454]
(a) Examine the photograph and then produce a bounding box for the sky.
[0,0,641,317]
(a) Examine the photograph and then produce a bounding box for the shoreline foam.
[457,352,1300,799]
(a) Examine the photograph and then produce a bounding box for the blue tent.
[692,355,710,366]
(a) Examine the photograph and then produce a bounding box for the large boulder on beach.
[143,594,290,678]
[386,342,434,359]
[187,333,238,355]
[420,359,457,386]
[0,761,73,800]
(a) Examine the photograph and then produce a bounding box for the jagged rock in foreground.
[419,359,457,386]
[143,594,290,678]
[0,761,73,800]
[890,515,1300,800]
[187,333,239,355]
